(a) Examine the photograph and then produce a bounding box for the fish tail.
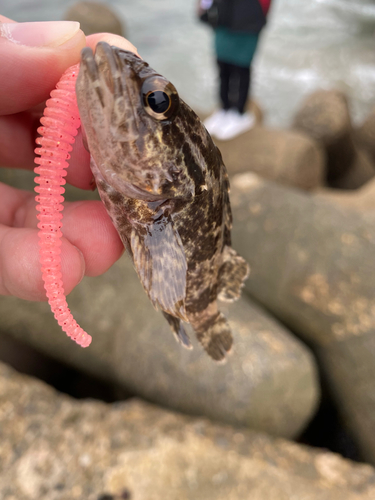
[195,312,233,362]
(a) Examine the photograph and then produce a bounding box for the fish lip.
[83,42,138,103]
[79,46,106,108]
[80,42,118,84]
[80,46,98,81]
[80,43,122,106]
[95,42,123,98]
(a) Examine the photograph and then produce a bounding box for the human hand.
[0,16,139,301]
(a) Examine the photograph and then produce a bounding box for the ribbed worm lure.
[34,63,91,348]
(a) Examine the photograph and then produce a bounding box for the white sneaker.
[215,110,256,141]
[203,109,228,136]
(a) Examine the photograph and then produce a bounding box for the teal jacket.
[214,27,259,67]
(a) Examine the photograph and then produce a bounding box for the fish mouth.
[78,42,145,142]
[81,43,133,102]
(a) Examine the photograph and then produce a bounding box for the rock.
[65,1,124,37]
[216,127,324,190]
[292,90,355,183]
[354,107,375,164]
[230,172,375,463]
[328,148,374,190]
[1,361,375,500]
[316,178,375,211]
[0,254,319,438]
[247,99,263,124]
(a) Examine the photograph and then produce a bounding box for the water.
[256,0,375,126]
[2,0,375,127]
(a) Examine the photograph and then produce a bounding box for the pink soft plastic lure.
[34,63,92,348]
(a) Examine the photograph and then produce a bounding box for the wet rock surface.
[2,361,375,500]
[230,172,375,463]
[217,127,324,190]
[0,254,319,438]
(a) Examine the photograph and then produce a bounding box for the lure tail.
[34,64,92,348]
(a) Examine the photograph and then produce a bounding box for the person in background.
[200,0,271,141]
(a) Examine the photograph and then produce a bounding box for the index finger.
[85,32,139,55]
[0,19,86,115]
[0,30,140,190]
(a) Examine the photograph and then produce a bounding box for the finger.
[45,200,124,277]
[0,225,85,301]
[85,33,139,55]
[0,26,138,116]
[0,110,38,171]
[0,15,16,23]
[0,182,33,227]
[0,111,92,189]
[25,200,124,277]
[0,30,140,185]
[0,182,124,277]
[0,20,86,115]
[0,201,124,300]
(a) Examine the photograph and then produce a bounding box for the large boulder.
[316,178,375,211]
[328,148,374,190]
[354,106,375,164]
[217,127,324,191]
[230,172,375,463]
[1,361,375,500]
[292,90,355,184]
[0,253,319,439]
[64,1,125,37]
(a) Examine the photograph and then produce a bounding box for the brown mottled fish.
[76,42,249,361]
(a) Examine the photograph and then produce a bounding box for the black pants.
[218,60,251,114]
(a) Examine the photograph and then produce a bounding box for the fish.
[75,42,249,361]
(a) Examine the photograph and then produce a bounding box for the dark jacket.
[218,0,268,33]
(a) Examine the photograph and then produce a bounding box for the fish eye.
[142,76,179,121]
[145,91,171,114]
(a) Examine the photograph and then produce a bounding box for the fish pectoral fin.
[195,312,233,362]
[217,246,250,302]
[162,312,192,349]
[130,217,188,320]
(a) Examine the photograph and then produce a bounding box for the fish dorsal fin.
[130,215,188,321]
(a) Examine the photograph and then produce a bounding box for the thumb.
[0,17,86,115]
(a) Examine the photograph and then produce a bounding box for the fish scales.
[76,42,249,361]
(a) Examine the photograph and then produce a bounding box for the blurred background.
[3,0,375,126]
[3,1,375,498]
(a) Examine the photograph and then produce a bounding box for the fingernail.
[0,21,80,48]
